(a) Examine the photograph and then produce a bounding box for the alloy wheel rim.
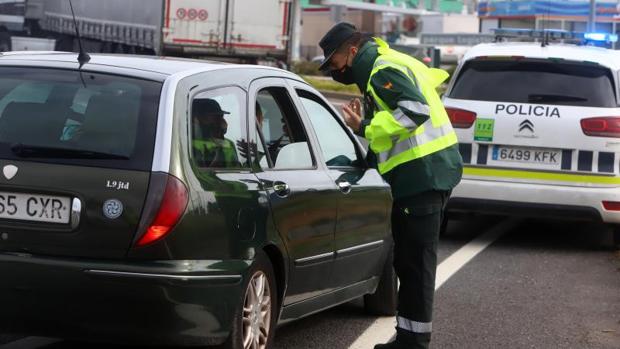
[242,271,272,349]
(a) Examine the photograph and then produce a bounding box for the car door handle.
[338,181,352,194]
[273,181,290,197]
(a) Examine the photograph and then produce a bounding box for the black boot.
[374,340,405,349]
[374,329,431,349]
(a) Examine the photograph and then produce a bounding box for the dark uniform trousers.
[392,190,450,349]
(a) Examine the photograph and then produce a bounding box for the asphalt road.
[2,216,619,349]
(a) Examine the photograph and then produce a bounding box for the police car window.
[0,67,161,171]
[297,90,360,168]
[450,59,617,108]
[0,82,53,114]
[190,86,248,169]
[254,87,314,170]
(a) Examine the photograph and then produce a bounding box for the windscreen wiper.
[10,144,129,160]
[528,94,588,103]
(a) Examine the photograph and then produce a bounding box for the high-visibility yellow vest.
[365,38,458,174]
[193,138,239,167]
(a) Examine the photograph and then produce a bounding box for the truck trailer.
[0,0,296,64]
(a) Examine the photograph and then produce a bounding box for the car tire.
[225,252,278,349]
[0,31,11,52]
[364,248,398,316]
[612,224,620,250]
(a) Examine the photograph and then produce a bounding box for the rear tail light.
[137,175,189,247]
[580,117,620,137]
[446,107,477,128]
[602,201,620,211]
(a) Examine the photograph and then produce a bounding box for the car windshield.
[0,67,162,170]
[449,58,617,108]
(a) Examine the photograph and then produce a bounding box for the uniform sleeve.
[369,67,430,130]
[355,119,371,137]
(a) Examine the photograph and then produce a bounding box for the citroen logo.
[519,119,534,133]
[2,165,17,180]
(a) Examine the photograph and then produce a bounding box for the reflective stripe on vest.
[393,108,418,131]
[377,120,458,173]
[366,38,457,174]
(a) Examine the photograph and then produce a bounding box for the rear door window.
[449,59,617,107]
[0,68,162,170]
[190,86,248,169]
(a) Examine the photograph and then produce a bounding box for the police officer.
[318,23,463,349]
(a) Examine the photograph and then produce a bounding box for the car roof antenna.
[69,0,90,68]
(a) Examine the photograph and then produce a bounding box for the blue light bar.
[492,28,578,40]
[492,28,619,44]
[584,32,618,43]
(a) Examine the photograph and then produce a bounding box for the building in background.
[299,0,474,59]
[478,0,620,36]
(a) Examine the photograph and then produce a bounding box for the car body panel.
[0,55,393,345]
[0,252,249,346]
[0,161,150,258]
[444,42,620,223]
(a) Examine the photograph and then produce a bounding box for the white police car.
[443,30,620,228]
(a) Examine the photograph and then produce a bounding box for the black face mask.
[330,66,355,85]
[330,51,355,85]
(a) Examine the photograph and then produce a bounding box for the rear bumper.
[450,177,620,223]
[0,252,251,346]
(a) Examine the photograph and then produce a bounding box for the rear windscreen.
[0,67,162,170]
[449,59,617,108]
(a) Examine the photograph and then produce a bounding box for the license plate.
[0,192,71,224]
[490,145,562,169]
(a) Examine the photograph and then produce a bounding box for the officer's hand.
[348,98,361,115]
[342,104,362,132]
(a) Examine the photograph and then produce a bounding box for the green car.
[0,52,394,348]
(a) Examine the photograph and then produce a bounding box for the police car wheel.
[612,225,620,250]
[0,32,10,52]
[226,252,277,349]
[364,248,397,316]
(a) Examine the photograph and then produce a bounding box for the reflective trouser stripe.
[397,316,432,333]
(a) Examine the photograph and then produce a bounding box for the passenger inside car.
[237,101,267,165]
[256,100,292,163]
[254,88,313,170]
[192,98,240,168]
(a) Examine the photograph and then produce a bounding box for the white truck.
[0,0,297,64]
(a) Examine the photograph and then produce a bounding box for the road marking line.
[435,218,520,290]
[348,218,520,349]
